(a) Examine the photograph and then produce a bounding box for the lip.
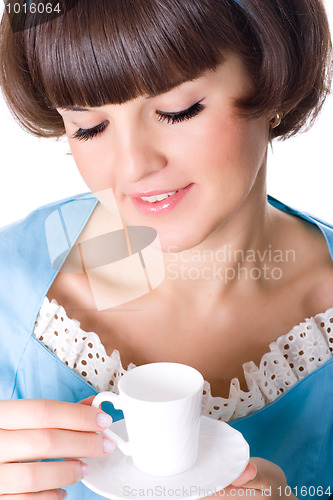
[129,187,183,198]
[130,184,194,217]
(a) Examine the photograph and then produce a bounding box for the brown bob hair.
[0,0,331,139]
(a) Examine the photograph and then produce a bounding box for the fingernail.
[103,437,116,454]
[97,412,113,428]
[81,462,89,478]
[60,490,67,499]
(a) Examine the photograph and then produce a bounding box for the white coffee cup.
[92,362,204,476]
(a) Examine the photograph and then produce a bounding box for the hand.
[203,458,297,499]
[0,397,115,499]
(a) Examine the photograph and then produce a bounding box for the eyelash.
[71,121,108,142]
[71,101,205,141]
[156,100,205,125]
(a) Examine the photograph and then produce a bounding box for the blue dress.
[0,193,332,499]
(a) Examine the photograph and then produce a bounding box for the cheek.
[69,140,115,192]
[218,118,266,172]
[181,116,267,184]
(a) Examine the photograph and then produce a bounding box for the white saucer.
[82,415,249,500]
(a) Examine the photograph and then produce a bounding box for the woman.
[0,0,332,498]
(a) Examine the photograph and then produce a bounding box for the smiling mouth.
[129,184,194,216]
[139,190,180,203]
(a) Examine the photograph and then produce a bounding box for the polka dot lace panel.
[33,298,333,422]
[33,298,135,393]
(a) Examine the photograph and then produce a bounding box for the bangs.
[3,0,328,139]
[27,0,240,109]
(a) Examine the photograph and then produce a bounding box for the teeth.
[140,191,177,203]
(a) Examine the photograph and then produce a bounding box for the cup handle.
[92,391,132,456]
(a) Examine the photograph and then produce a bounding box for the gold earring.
[269,112,282,129]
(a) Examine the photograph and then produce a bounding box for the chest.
[46,239,333,397]
[47,279,318,398]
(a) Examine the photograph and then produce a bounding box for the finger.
[78,396,95,406]
[232,458,287,490]
[0,399,112,432]
[0,460,87,495]
[0,428,114,463]
[0,489,67,500]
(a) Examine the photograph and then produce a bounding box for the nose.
[114,125,167,184]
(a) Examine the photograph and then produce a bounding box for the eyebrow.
[61,105,93,112]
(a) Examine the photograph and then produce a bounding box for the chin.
[121,206,211,254]
[157,229,207,254]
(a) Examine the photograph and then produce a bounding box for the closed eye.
[156,100,205,125]
[71,121,108,142]
[70,100,205,140]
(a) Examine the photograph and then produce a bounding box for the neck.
[161,186,278,305]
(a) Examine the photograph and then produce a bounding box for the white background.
[0,1,332,228]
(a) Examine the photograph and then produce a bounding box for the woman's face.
[58,54,270,251]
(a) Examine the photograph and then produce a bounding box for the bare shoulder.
[270,204,333,316]
[297,215,333,314]
[305,262,333,315]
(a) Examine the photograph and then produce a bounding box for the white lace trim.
[33,297,333,422]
